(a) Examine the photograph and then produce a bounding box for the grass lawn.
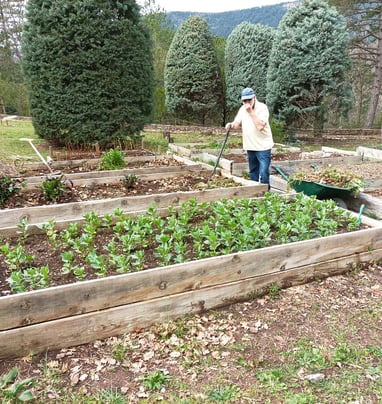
[0,119,379,164]
[0,120,44,162]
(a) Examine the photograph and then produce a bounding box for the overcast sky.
[136,0,287,13]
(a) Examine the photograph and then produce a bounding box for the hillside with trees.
[167,3,293,37]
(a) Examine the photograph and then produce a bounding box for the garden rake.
[20,138,73,188]
[207,124,231,186]
[20,138,54,173]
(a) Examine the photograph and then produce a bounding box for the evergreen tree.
[225,22,275,113]
[266,0,352,133]
[164,16,224,125]
[22,0,154,148]
[213,35,227,124]
[140,0,175,123]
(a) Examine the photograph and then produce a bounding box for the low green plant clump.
[123,173,139,189]
[0,193,362,294]
[40,175,68,202]
[0,176,25,206]
[0,367,35,402]
[143,370,172,391]
[98,147,125,170]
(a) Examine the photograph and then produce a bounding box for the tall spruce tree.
[225,22,275,114]
[164,16,224,125]
[266,0,352,133]
[22,0,153,148]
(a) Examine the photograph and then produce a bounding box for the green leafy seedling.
[143,370,172,391]
[0,367,35,402]
[0,176,24,206]
[40,175,66,202]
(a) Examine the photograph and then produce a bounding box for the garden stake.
[207,125,231,186]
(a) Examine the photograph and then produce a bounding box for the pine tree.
[164,16,224,125]
[266,0,352,134]
[22,0,154,148]
[225,22,275,113]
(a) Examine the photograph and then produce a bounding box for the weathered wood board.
[22,164,204,188]
[0,238,382,358]
[6,155,165,174]
[357,146,382,160]
[201,152,233,172]
[344,192,382,220]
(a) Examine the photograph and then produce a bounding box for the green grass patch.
[0,120,44,162]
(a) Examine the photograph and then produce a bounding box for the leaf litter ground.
[0,262,381,402]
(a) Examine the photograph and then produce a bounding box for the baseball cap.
[241,87,255,100]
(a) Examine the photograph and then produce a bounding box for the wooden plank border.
[0,244,381,359]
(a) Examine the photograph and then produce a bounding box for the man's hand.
[244,103,253,113]
[225,122,232,131]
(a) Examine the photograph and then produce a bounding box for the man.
[225,87,273,190]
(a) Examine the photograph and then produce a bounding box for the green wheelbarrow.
[272,165,355,200]
[272,165,365,226]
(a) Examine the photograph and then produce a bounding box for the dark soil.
[1,172,237,209]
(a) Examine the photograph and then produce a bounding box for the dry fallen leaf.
[21,355,33,363]
[143,351,154,361]
[70,372,80,386]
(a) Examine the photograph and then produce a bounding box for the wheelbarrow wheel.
[332,197,347,209]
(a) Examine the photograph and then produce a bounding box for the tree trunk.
[364,12,382,128]
[0,96,6,114]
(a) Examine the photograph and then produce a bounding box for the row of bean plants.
[0,193,361,294]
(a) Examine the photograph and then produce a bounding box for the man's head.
[241,87,255,101]
[241,87,255,107]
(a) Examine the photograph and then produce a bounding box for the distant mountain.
[167,2,299,38]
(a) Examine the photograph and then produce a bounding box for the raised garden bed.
[2,153,181,177]
[0,166,265,231]
[1,191,381,359]
[168,143,302,175]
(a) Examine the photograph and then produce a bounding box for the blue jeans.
[247,149,272,190]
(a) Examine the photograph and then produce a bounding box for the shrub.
[99,147,126,171]
[40,175,67,202]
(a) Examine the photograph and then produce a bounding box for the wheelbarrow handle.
[272,165,289,182]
